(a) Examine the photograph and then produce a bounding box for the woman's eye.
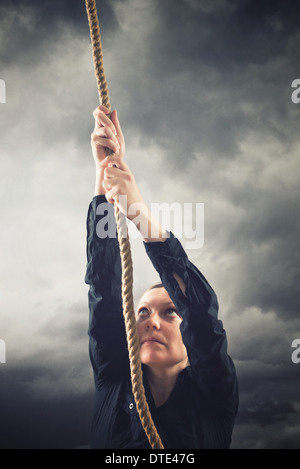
[138,308,149,317]
[166,309,178,317]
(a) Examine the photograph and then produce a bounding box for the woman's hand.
[91,105,125,168]
[102,154,167,242]
[102,154,145,218]
[91,105,125,196]
[91,104,144,216]
[91,105,167,242]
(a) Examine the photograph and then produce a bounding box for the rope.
[85,0,164,450]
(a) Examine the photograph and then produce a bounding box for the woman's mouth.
[141,337,164,346]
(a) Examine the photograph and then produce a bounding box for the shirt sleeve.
[143,232,238,419]
[85,195,130,386]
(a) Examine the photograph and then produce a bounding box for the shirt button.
[129,403,134,410]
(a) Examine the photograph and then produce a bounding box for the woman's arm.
[85,195,130,384]
[85,106,128,386]
[100,142,187,295]
[143,234,238,420]
[87,105,175,385]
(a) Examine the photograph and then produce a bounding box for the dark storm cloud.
[159,0,300,68]
[230,350,300,448]
[0,365,93,448]
[0,0,117,68]
[0,301,93,449]
[238,398,295,427]
[214,184,300,318]
[233,399,300,448]
[233,364,300,448]
[112,0,300,167]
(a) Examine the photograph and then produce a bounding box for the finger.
[93,125,120,146]
[92,126,120,154]
[92,127,106,138]
[94,110,115,132]
[102,154,129,171]
[103,174,123,188]
[104,184,114,204]
[105,191,117,205]
[103,184,119,205]
[111,110,124,139]
[93,109,117,135]
[104,165,123,179]
[92,134,120,155]
[104,166,115,179]
[93,104,110,117]
[102,178,112,190]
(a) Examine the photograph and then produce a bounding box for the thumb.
[102,154,129,172]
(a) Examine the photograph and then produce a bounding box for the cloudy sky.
[0,0,300,449]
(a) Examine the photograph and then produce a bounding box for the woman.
[85,105,238,449]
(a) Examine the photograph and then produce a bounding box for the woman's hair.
[141,282,164,298]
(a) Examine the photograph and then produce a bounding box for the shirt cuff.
[143,232,187,272]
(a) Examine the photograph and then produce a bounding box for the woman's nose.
[147,313,161,330]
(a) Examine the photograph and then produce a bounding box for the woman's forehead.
[138,287,172,306]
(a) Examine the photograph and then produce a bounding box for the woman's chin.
[140,352,165,367]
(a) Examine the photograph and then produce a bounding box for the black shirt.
[85,195,238,449]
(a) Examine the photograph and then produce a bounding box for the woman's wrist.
[94,166,106,196]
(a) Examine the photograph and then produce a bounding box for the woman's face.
[136,287,188,370]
